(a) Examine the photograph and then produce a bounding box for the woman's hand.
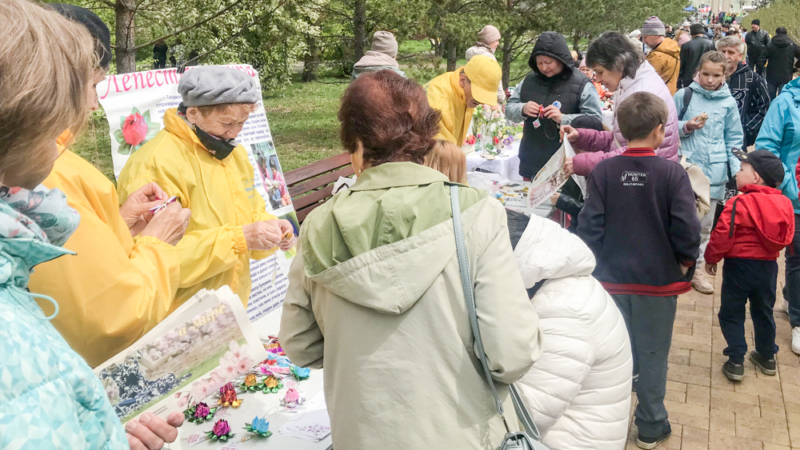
[120,183,171,236]
[139,202,191,246]
[705,263,717,276]
[243,219,284,251]
[563,157,574,176]
[522,101,541,118]
[126,411,184,450]
[542,105,563,123]
[686,114,707,131]
[560,125,579,143]
[550,192,561,205]
[277,219,296,251]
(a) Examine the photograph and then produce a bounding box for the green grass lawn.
[263,75,347,171]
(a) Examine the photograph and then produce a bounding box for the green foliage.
[743,0,800,42]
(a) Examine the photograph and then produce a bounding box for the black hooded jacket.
[517,32,589,178]
[766,34,800,86]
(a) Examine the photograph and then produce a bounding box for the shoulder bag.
[449,184,550,450]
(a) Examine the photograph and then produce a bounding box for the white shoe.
[782,298,790,314]
[793,327,800,355]
[692,271,714,294]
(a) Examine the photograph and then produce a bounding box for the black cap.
[751,19,760,26]
[735,149,785,188]
[690,23,705,36]
[49,4,112,69]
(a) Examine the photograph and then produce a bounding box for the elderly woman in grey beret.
[117,65,295,308]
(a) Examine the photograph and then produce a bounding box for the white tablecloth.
[466,141,523,181]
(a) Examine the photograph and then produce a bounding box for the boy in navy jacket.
[705,150,795,381]
[578,91,701,450]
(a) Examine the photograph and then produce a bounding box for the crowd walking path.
[626,259,800,449]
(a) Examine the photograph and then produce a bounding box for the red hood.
[738,184,795,249]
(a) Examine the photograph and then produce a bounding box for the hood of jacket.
[772,34,794,48]
[300,162,486,315]
[785,77,800,103]
[689,80,733,99]
[529,32,575,78]
[738,184,795,248]
[0,186,78,289]
[513,215,596,287]
[354,50,399,69]
[652,37,681,59]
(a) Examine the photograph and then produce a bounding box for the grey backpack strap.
[679,88,693,121]
[449,185,542,440]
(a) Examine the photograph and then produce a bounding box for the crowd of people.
[3,0,800,449]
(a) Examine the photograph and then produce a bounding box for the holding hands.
[243,219,296,251]
[121,182,191,245]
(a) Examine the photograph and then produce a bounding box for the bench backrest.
[285,152,354,224]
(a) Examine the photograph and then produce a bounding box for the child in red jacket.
[705,150,795,381]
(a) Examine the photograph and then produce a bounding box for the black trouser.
[747,56,765,76]
[767,81,786,101]
[612,294,676,438]
[718,258,779,364]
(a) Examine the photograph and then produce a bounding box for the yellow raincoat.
[28,131,180,367]
[116,109,277,307]
[425,70,473,145]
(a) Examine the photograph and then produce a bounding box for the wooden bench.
[285,152,354,224]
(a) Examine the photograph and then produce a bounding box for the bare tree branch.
[133,0,246,50]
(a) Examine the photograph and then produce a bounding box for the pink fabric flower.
[212,419,231,437]
[195,402,211,418]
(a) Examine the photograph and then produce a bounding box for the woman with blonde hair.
[0,1,182,449]
[424,140,467,183]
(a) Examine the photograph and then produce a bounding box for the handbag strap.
[449,184,542,440]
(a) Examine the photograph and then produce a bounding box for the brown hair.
[196,103,259,117]
[424,140,467,184]
[617,92,669,141]
[695,51,729,76]
[338,70,441,166]
[0,0,96,182]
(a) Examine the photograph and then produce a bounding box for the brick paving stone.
[626,261,800,450]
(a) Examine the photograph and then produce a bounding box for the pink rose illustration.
[122,112,147,147]
[114,107,160,155]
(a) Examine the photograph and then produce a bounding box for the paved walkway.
[626,260,800,450]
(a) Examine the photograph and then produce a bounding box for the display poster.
[97,65,294,322]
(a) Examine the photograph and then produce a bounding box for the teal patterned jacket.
[0,186,128,449]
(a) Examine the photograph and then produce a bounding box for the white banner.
[97,65,293,323]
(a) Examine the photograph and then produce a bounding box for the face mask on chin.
[178,103,237,160]
[192,124,237,160]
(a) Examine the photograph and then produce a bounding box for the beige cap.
[478,25,501,44]
[371,31,398,58]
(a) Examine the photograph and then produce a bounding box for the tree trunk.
[434,37,443,57]
[572,31,581,51]
[115,0,137,73]
[446,38,457,72]
[353,0,367,62]
[302,34,319,82]
[501,35,513,90]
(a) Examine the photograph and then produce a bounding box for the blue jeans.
[786,214,800,328]
[719,258,779,364]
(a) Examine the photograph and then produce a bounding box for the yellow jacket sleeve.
[29,195,180,368]
[118,175,252,289]
[427,89,458,144]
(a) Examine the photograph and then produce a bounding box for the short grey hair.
[716,36,745,55]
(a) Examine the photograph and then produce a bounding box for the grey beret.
[178,66,260,107]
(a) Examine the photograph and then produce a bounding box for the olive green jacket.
[279,162,542,450]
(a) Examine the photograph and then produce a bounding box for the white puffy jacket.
[513,216,633,450]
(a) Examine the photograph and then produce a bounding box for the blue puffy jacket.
[755,77,800,214]
[0,188,128,450]
[674,82,744,200]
